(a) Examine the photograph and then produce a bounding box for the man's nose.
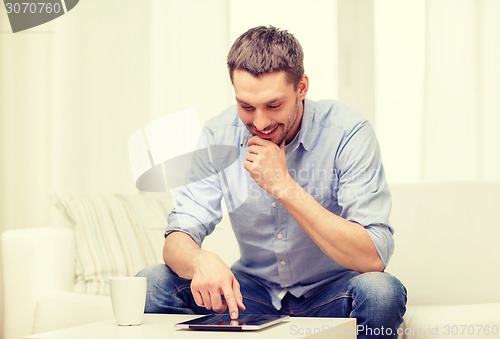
[253,109,271,131]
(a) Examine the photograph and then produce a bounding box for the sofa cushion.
[386,182,500,306]
[51,191,171,295]
[401,303,500,339]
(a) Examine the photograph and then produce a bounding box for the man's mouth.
[255,126,278,139]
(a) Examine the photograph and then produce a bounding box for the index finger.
[222,277,245,320]
[247,135,271,147]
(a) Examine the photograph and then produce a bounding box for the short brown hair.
[227,26,304,88]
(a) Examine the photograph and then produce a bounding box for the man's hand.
[190,251,246,320]
[244,136,291,197]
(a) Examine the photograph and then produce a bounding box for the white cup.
[110,276,147,326]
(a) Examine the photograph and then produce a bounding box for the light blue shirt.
[166,98,394,309]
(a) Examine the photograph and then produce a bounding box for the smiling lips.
[254,126,279,139]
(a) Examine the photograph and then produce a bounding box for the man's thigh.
[137,264,209,314]
[233,270,280,315]
[281,271,360,317]
[282,271,406,321]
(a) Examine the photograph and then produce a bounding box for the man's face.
[233,70,308,145]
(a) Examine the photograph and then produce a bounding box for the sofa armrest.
[2,227,75,339]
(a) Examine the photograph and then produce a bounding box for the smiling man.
[137,26,407,338]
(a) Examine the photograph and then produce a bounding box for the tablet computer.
[175,313,290,331]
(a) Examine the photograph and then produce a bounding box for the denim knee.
[349,272,407,311]
[349,272,407,330]
[136,264,176,293]
[345,272,407,338]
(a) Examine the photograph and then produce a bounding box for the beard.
[277,98,300,145]
[246,98,301,146]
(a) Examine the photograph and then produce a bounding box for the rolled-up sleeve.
[365,224,394,268]
[166,174,223,246]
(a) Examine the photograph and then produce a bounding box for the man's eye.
[241,105,254,111]
[268,104,281,109]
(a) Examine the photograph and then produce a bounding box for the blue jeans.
[136,265,406,338]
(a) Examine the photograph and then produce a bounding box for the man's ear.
[297,74,309,99]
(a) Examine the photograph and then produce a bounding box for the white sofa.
[2,182,500,339]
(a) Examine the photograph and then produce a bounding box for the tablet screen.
[175,313,290,331]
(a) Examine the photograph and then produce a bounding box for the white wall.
[374,0,500,184]
[374,0,426,183]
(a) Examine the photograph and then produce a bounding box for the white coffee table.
[23,314,356,339]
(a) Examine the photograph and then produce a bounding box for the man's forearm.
[277,177,385,273]
[163,231,203,279]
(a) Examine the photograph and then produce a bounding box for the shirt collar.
[297,98,316,152]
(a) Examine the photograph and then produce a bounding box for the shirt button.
[277,233,283,239]
[271,202,276,208]
[280,260,286,266]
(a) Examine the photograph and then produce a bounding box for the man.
[138,26,406,338]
